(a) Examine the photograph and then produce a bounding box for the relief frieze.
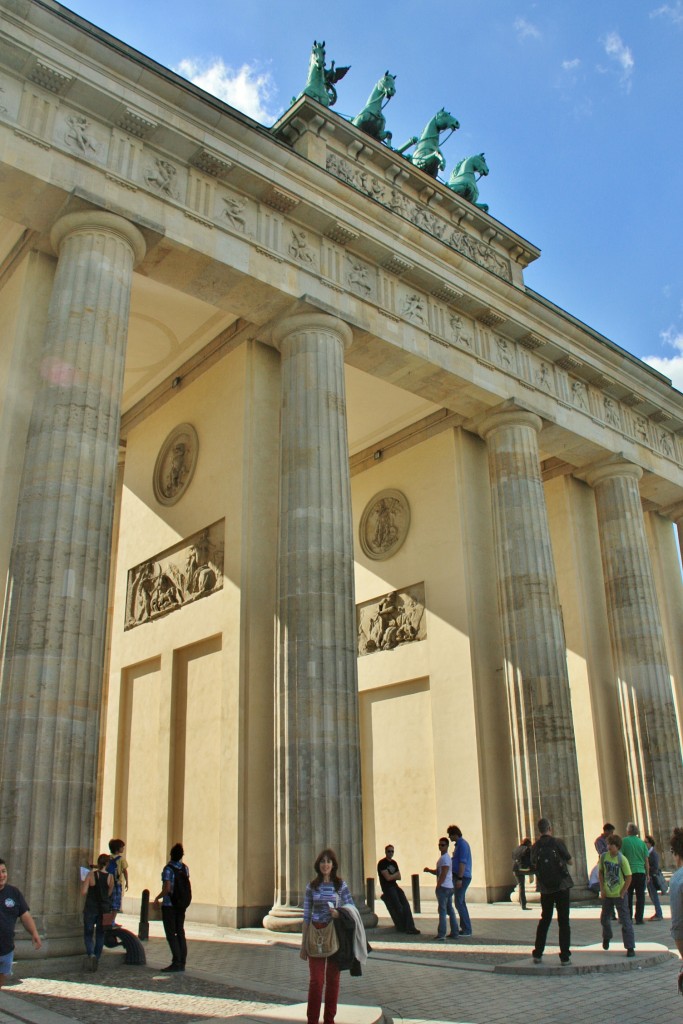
[357,583,426,656]
[125,520,224,630]
[64,114,100,157]
[326,152,512,283]
[144,157,179,199]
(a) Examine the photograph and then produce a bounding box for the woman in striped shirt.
[300,849,354,1024]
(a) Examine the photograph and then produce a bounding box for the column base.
[263,904,378,932]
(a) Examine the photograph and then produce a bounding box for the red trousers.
[307,955,340,1024]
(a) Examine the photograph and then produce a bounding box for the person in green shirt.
[621,822,650,925]
[599,834,635,957]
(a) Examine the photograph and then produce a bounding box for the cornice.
[0,0,681,487]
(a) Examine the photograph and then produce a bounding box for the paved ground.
[1,900,681,1024]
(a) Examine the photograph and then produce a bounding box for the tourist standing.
[424,838,457,941]
[81,853,114,970]
[594,823,615,856]
[598,833,635,957]
[530,818,573,965]
[621,823,649,925]
[448,825,473,935]
[107,838,129,922]
[512,838,532,910]
[645,835,664,921]
[301,849,354,1024]
[669,827,683,983]
[154,842,191,973]
[0,858,41,989]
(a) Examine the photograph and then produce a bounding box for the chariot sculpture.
[447,153,490,211]
[295,39,349,107]
[352,71,396,145]
[397,108,460,178]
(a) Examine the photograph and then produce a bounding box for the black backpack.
[169,864,192,909]
[534,839,568,890]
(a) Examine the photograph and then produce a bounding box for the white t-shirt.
[436,852,454,889]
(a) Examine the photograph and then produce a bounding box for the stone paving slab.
[4,901,683,1024]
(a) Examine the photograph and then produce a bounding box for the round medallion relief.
[359,489,410,560]
[153,423,199,506]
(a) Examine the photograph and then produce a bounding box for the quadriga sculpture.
[295,39,349,107]
[397,108,460,178]
[447,152,490,212]
[352,71,396,145]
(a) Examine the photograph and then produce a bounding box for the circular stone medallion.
[359,489,410,560]
[153,423,199,506]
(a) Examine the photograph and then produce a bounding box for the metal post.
[366,877,375,912]
[138,888,150,941]
[411,874,421,914]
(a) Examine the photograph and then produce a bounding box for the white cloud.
[602,32,635,89]
[650,2,683,24]
[643,328,683,391]
[562,58,581,71]
[514,17,541,40]
[175,58,280,124]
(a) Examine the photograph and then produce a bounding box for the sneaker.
[460,929,472,936]
[161,964,182,972]
[532,951,542,963]
[433,936,446,942]
[405,928,421,935]
[649,914,663,921]
[602,939,610,950]
[560,956,571,966]
[626,949,635,958]
[447,933,459,939]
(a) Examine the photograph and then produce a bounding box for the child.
[599,833,635,957]
[107,838,129,921]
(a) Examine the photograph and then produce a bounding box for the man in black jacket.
[377,845,420,935]
[530,818,574,965]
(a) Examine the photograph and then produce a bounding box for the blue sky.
[65,0,683,391]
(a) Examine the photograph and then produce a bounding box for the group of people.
[375,826,473,942]
[525,817,672,964]
[79,837,129,970]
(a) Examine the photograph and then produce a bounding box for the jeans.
[601,894,635,949]
[534,889,571,959]
[513,869,529,909]
[307,955,340,1024]
[454,877,472,933]
[83,909,105,959]
[436,885,458,938]
[628,873,646,923]
[647,876,663,918]
[161,905,187,965]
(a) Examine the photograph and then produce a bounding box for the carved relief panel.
[357,582,426,656]
[125,520,224,630]
[359,489,410,560]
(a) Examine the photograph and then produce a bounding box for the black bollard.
[138,888,150,941]
[366,877,375,912]
[411,874,421,914]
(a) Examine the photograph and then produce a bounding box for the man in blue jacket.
[448,825,473,936]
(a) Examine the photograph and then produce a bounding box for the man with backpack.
[154,842,191,972]
[530,817,574,965]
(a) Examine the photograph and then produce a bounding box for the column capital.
[582,459,643,489]
[270,312,353,353]
[476,408,542,442]
[50,211,146,266]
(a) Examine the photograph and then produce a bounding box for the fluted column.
[478,410,586,878]
[585,462,683,846]
[263,312,372,931]
[0,211,145,955]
